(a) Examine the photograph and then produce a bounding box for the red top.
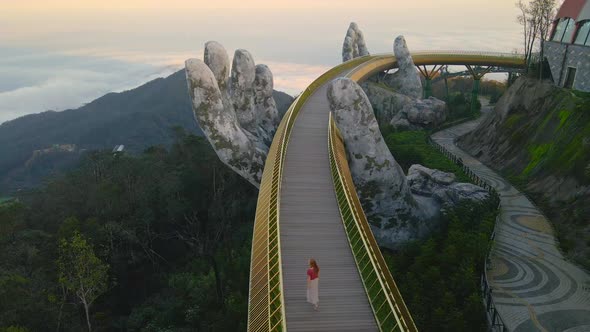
[307,268,318,280]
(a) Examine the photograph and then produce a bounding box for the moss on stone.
[558,110,572,130]
[505,113,525,129]
[524,144,552,175]
[353,95,363,112]
[368,215,382,228]
[386,217,400,229]
[517,90,590,182]
[358,180,382,213]
[359,180,383,198]
[364,156,391,172]
[382,208,418,230]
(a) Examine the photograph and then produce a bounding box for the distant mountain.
[0,69,294,194]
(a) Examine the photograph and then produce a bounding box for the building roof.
[112,145,125,153]
[556,0,590,22]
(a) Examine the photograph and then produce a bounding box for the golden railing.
[347,52,525,82]
[247,101,289,332]
[328,112,418,332]
[247,55,375,332]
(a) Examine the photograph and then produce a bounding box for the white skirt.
[307,278,319,305]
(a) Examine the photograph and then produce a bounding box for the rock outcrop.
[327,78,434,246]
[328,77,489,247]
[204,41,230,91]
[342,22,370,62]
[362,82,447,128]
[254,64,280,147]
[230,49,257,135]
[407,165,490,205]
[391,97,447,129]
[185,42,280,187]
[457,77,590,266]
[354,35,447,129]
[387,36,422,99]
[360,82,411,124]
[457,76,590,207]
[457,77,556,167]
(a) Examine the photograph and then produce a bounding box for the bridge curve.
[247,51,525,332]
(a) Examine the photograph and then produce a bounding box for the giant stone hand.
[185,42,279,188]
[342,22,370,62]
[327,77,489,248]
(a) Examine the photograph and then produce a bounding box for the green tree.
[0,201,25,242]
[57,232,108,332]
[4,132,257,330]
[384,200,497,331]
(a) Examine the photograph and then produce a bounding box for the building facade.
[544,0,590,91]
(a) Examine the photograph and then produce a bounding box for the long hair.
[310,258,319,275]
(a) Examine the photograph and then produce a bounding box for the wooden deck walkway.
[279,82,378,331]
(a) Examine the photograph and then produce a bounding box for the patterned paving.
[431,119,590,332]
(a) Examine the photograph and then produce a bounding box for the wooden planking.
[279,81,378,331]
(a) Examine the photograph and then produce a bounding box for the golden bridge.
[247,52,525,332]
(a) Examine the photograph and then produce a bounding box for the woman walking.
[306,258,320,310]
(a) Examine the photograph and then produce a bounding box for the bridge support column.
[417,65,442,99]
[424,78,433,99]
[466,65,492,114]
[507,71,517,87]
[441,65,450,102]
[471,78,481,114]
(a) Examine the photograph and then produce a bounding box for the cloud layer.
[0,48,181,124]
[0,47,330,124]
[0,0,525,124]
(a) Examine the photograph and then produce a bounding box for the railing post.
[491,308,498,327]
[486,287,493,310]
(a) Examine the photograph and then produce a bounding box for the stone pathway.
[431,118,590,332]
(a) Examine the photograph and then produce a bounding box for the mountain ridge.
[0,69,294,194]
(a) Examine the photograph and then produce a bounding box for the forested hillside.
[459,77,590,269]
[0,132,257,331]
[0,70,293,194]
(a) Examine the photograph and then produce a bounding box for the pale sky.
[0,0,524,123]
[1,0,520,11]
